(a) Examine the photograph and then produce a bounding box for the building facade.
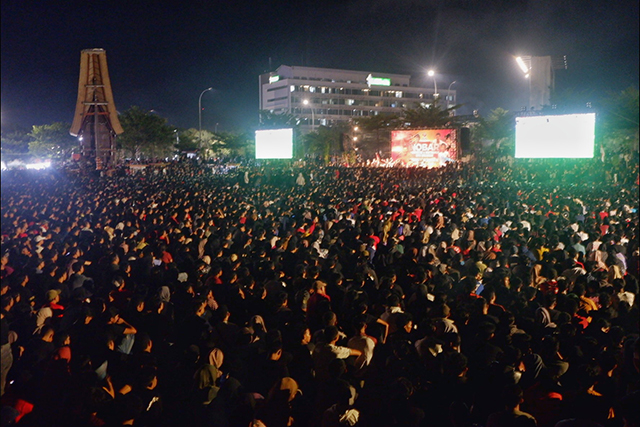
[259,65,456,133]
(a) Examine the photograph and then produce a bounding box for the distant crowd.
[1,154,639,427]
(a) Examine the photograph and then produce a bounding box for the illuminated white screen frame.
[255,128,293,159]
[515,113,595,158]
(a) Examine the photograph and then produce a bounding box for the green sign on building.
[366,74,391,87]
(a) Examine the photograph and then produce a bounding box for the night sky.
[1,0,638,133]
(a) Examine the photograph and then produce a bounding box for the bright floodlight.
[427,70,435,77]
[515,57,529,74]
[303,99,309,105]
[25,161,52,170]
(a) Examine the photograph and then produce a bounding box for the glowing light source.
[515,57,529,74]
[427,70,438,98]
[366,74,391,87]
[25,161,51,170]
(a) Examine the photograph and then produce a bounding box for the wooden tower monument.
[69,48,123,170]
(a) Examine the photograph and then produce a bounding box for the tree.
[258,110,300,129]
[174,129,198,153]
[217,131,254,159]
[177,128,218,158]
[301,124,348,164]
[598,87,639,157]
[28,122,79,159]
[401,100,459,129]
[117,106,175,160]
[0,125,31,155]
[475,108,515,156]
[353,113,398,157]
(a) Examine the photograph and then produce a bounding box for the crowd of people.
[0,154,638,427]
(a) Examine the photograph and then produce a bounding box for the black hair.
[324,325,340,343]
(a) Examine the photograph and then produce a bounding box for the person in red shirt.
[307,280,331,331]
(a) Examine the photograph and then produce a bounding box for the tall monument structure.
[69,48,123,170]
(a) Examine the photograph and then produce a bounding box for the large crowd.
[1,154,638,427]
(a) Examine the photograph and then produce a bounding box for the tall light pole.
[447,80,457,95]
[199,87,213,146]
[303,99,315,131]
[447,81,457,108]
[427,69,438,100]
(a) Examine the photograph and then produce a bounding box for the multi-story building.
[259,65,456,133]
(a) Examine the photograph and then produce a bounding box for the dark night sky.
[1,0,638,133]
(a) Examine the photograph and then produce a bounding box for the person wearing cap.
[34,289,64,334]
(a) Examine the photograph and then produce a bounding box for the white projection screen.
[515,113,596,158]
[255,128,293,159]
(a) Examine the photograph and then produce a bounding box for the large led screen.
[255,128,293,159]
[391,129,458,168]
[515,113,595,158]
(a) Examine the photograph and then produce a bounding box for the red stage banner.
[390,129,458,168]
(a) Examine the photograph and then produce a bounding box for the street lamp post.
[199,87,213,146]
[447,81,457,96]
[427,70,438,100]
[303,99,315,131]
[447,81,457,107]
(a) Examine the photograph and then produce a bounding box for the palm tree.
[402,100,459,129]
[302,125,346,164]
[353,113,398,157]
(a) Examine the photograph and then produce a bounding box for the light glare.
[516,57,529,74]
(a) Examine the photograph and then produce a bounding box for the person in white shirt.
[348,318,376,371]
[313,326,362,381]
[613,278,635,308]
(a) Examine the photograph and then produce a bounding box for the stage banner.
[391,129,458,168]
